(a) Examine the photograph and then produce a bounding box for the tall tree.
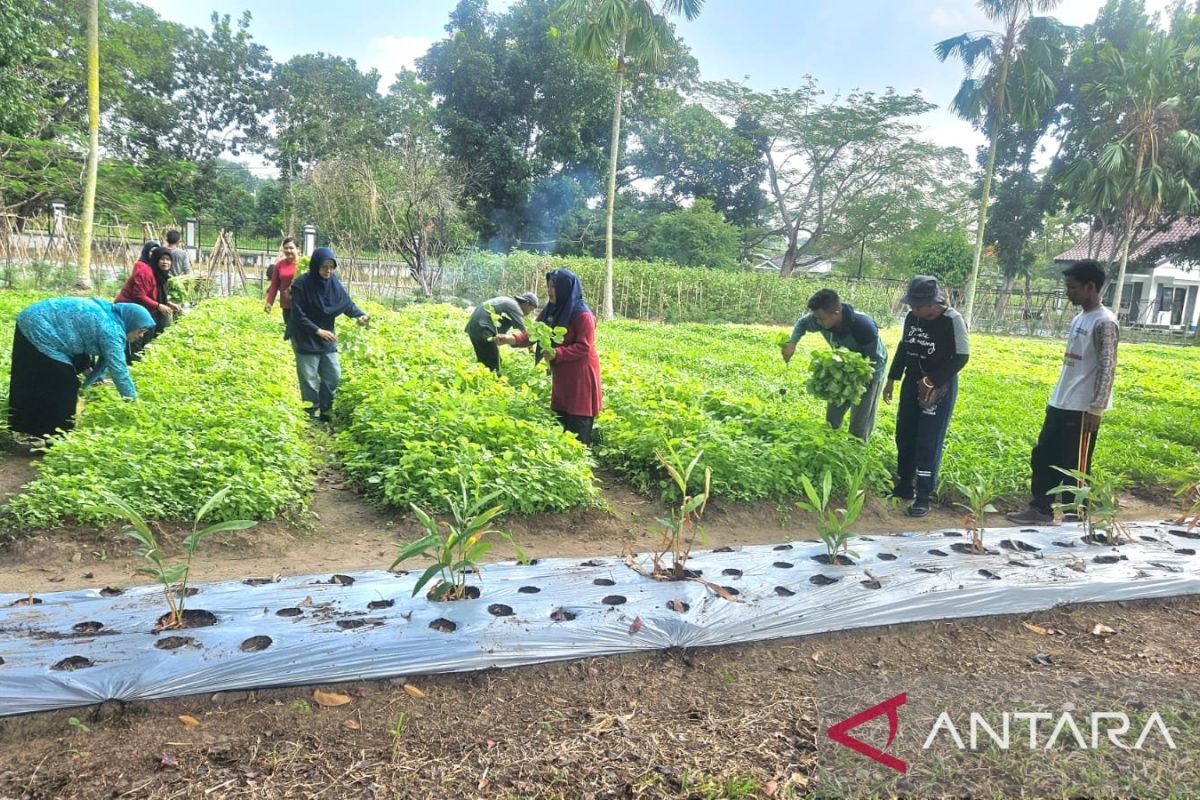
[1059,23,1200,313]
[935,0,1068,325]
[77,0,99,290]
[555,0,703,319]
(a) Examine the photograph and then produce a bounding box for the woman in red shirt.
[115,242,180,351]
[265,236,299,332]
[499,268,603,444]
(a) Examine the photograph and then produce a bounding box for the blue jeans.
[294,349,340,417]
[894,374,958,502]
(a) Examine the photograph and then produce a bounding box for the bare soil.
[0,455,1192,799]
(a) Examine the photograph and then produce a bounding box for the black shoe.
[318,411,332,423]
[1061,512,1082,523]
[1007,507,1054,525]
[888,485,914,502]
[906,500,930,518]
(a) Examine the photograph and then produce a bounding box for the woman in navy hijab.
[287,247,369,422]
[498,268,603,443]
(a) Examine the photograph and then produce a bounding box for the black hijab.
[149,246,172,304]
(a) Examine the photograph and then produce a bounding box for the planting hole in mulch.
[773,544,793,551]
[681,568,703,578]
[72,621,104,634]
[1150,562,1184,573]
[10,597,42,606]
[429,618,457,633]
[951,542,1000,556]
[774,586,796,597]
[601,595,627,606]
[927,549,949,557]
[550,608,576,622]
[154,636,199,650]
[1176,548,1196,555]
[426,584,480,601]
[593,578,616,586]
[336,619,366,630]
[1093,554,1128,564]
[877,553,898,561]
[243,577,276,586]
[916,566,943,574]
[667,599,690,612]
[181,588,199,598]
[1169,528,1200,540]
[276,607,303,617]
[0,657,5,665]
[978,569,1002,580]
[942,531,964,537]
[860,579,882,590]
[1053,540,1077,548]
[367,599,394,610]
[772,561,794,569]
[1140,535,1162,543]
[1001,539,1041,552]
[579,560,604,567]
[240,636,272,652]
[721,586,740,596]
[713,546,735,553]
[526,559,540,566]
[99,587,123,597]
[722,568,743,577]
[1020,528,1040,533]
[51,656,94,671]
[487,604,514,617]
[330,574,355,586]
[810,575,840,586]
[517,586,541,594]
[1007,559,1034,568]
[810,553,855,566]
[156,609,217,630]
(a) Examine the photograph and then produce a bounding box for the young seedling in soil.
[1175,475,1200,531]
[88,486,257,629]
[392,478,526,601]
[1049,466,1129,545]
[797,467,866,565]
[953,472,998,554]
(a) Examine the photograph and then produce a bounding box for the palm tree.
[556,0,703,320]
[935,0,1066,326]
[1064,28,1200,314]
[76,0,100,291]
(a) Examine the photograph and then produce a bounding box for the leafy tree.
[555,0,704,319]
[894,227,975,288]
[935,0,1070,325]
[645,198,741,268]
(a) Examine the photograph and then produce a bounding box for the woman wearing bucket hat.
[882,275,970,517]
[464,291,539,373]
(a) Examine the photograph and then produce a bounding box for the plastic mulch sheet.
[1,520,1198,715]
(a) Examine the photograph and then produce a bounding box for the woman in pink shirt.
[265,236,299,333]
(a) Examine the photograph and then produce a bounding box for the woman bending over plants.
[496,268,603,444]
[287,247,369,422]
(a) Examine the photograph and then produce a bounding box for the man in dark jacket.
[781,288,888,440]
[464,292,539,373]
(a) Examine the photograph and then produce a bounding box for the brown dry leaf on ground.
[402,684,426,699]
[312,689,352,708]
[1023,622,1049,635]
[341,719,361,731]
[176,715,200,727]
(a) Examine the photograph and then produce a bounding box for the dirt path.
[0,456,1173,595]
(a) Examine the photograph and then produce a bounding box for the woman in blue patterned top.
[9,297,154,439]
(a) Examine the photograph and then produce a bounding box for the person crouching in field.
[287,247,369,423]
[780,288,888,440]
[9,298,153,442]
[496,269,602,444]
[465,291,539,373]
[883,275,970,518]
[1007,260,1119,525]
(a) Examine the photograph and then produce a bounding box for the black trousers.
[8,327,79,437]
[470,335,501,373]
[1029,405,1099,513]
[894,375,958,502]
[556,412,594,445]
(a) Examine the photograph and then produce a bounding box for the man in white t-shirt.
[1008,260,1119,524]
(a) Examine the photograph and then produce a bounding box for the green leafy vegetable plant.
[1174,475,1200,531]
[953,472,998,554]
[639,443,711,581]
[87,485,257,628]
[805,348,873,407]
[796,467,867,565]
[390,477,526,601]
[1049,467,1128,545]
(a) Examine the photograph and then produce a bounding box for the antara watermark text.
[922,711,1177,751]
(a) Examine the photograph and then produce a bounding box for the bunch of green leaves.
[1175,475,1200,531]
[391,478,525,601]
[952,472,998,554]
[334,303,597,515]
[526,319,568,354]
[647,443,711,580]
[796,468,867,564]
[87,486,257,627]
[1049,466,1128,545]
[805,348,873,407]
[8,298,315,527]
